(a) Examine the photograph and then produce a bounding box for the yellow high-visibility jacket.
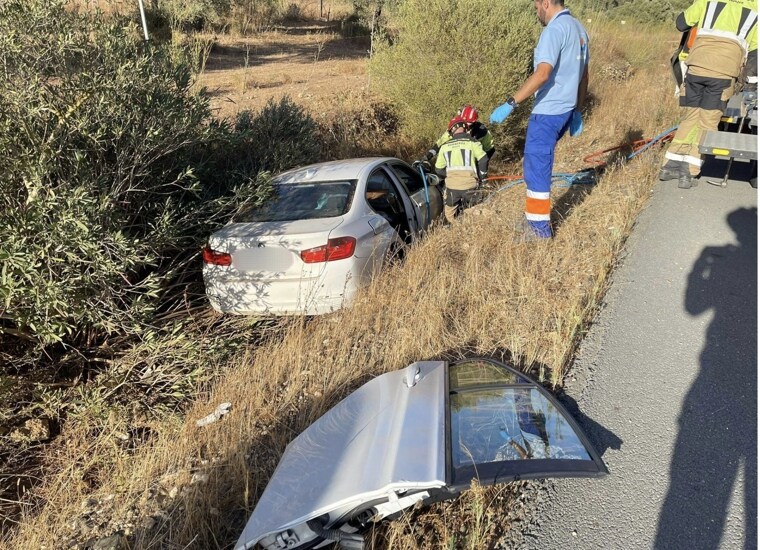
[682,0,758,77]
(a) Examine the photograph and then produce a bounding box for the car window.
[449,359,531,389]
[234,181,355,222]
[448,359,605,486]
[390,162,425,194]
[236,359,607,550]
[366,170,404,215]
[450,388,592,466]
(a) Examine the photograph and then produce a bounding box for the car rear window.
[235,181,355,222]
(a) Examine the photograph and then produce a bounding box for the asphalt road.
[517,162,758,550]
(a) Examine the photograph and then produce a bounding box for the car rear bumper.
[203,258,366,316]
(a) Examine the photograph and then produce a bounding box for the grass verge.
[2,18,679,550]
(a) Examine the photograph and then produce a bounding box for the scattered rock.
[87,533,127,550]
[190,472,209,485]
[195,402,232,427]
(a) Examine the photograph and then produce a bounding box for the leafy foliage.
[368,0,538,143]
[233,98,322,174]
[157,0,232,31]
[0,0,318,352]
[607,0,691,25]
[575,0,692,24]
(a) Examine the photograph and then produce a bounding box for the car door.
[365,167,418,239]
[360,169,407,274]
[235,358,607,550]
[388,161,443,234]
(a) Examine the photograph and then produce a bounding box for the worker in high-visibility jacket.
[425,105,496,162]
[435,116,489,223]
[659,0,758,189]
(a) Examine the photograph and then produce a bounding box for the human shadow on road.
[654,207,757,549]
[553,389,623,458]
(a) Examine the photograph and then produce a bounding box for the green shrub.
[227,0,283,35]
[608,0,691,25]
[368,0,538,144]
[158,0,232,31]
[233,97,322,174]
[0,1,314,351]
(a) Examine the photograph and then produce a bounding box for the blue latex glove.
[489,102,514,124]
[569,110,583,137]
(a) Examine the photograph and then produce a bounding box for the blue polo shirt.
[532,10,589,115]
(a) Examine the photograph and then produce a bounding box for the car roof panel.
[272,158,400,184]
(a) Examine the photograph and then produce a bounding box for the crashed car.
[235,358,607,550]
[203,158,443,316]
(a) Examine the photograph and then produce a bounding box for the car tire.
[384,234,407,267]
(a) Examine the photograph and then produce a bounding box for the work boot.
[677,163,694,189]
[658,160,681,182]
[513,218,551,244]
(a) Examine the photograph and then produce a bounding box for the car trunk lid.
[209,218,344,278]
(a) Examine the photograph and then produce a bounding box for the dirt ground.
[199,21,374,121]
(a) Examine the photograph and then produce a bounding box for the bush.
[233,97,322,174]
[608,0,691,25]
[227,0,283,35]
[368,0,538,143]
[158,0,232,31]
[0,1,319,353]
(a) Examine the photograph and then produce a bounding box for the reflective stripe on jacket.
[432,124,494,156]
[684,0,758,54]
[434,134,488,190]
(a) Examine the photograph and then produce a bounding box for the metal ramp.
[699,130,758,161]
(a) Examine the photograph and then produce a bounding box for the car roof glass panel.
[234,180,355,222]
[449,359,530,389]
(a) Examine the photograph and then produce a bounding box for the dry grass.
[199,30,372,120]
[3,19,680,550]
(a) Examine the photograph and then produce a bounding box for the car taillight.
[203,246,232,266]
[300,237,356,264]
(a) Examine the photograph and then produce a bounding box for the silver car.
[203,158,443,316]
[235,358,608,550]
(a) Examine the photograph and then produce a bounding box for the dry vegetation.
[3,12,680,550]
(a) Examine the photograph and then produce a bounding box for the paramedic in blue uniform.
[489,0,589,240]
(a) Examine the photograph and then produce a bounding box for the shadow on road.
[655,207,758,549]
[553,389,623,458]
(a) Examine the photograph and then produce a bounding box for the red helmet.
[459,104,479,123]
[448,115,467,132]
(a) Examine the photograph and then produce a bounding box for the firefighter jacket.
[428,122,494,159]
[681,0,758,78]
[434,133,488,191]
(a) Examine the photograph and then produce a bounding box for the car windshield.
[235,181,355,222]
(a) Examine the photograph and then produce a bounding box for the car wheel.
[384,234,407,267]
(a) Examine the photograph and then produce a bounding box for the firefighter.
[435,116,489,223]
[659,0,758,189]
[424,105,495,162]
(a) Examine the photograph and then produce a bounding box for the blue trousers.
[523,111,573,238]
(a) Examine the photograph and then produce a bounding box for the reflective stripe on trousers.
[523,111,573,236]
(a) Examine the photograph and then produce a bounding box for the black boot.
[677,163,694,189]
[659,160,681,182]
